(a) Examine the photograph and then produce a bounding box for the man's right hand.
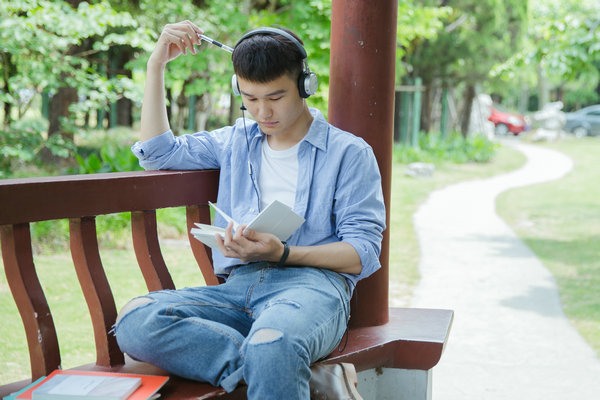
[148,20,203,70]
[140,21,205,142]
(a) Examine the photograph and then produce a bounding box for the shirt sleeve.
[131,129,230,171]
[334,145,386,281]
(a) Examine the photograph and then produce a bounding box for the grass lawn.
[0,142,525,385]
[496,136,600,357]
[0,233,205,385]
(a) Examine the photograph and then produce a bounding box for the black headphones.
[231,27,318,99]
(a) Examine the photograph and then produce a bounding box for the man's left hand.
[215,222,285,264]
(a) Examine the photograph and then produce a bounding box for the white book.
[31,374,141,400]
[190,200,305,249]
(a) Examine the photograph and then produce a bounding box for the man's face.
[237,74,307,139]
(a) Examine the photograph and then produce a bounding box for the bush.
[394,132,499,164]
[72,127,144,174]
[74,142,143,174]
[0,118,47,178]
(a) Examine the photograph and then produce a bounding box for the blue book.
[30,374,141,400]
[3,377,46,400]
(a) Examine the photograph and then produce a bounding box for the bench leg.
[357,368,432,400]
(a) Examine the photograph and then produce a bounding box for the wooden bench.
[0,170,453,399]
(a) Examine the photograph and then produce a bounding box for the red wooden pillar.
[329,0,398,327]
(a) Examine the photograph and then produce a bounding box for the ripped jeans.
[113,262,351,400]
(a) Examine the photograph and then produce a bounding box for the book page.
[190,200,304,249]
[45,375,105,395]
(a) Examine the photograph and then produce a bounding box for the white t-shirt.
[258,138,299,210]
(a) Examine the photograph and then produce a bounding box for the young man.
[114,20,385,400]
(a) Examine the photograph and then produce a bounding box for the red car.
[488,105,529,135]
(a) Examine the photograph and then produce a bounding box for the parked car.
[564,105,600,137]
[488,105,529,135]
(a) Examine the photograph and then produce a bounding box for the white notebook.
[190,200,305,249]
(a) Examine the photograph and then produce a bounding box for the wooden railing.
[0,170,452,399]
[0,171,219,376]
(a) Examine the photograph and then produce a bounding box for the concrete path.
[410,139,600,399]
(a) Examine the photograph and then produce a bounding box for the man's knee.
[248,328,284,344]
[115,296,154,324]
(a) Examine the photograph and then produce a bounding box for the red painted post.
[329,0,398,327]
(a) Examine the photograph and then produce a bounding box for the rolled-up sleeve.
[131,129,226,170]
[334,146,386,282]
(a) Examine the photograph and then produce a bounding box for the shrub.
[0,118,47,178]
[394,132,499,164]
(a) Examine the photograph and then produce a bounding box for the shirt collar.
[303,108,328,151]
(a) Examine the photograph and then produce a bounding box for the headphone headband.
[234,27,308,59]
[232,26,318,98]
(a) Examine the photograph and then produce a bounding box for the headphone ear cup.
[231,74,240,96]
[298,71,318,98]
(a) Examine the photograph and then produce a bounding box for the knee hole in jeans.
[248,328,283,344]
[115,296,154,324]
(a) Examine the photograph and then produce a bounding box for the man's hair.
[232,28,305,84]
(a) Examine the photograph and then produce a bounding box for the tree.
[0,0,148,163]
[404,0,528,135]
[492,0,600,111]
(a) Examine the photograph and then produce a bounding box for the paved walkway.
[410,139,600,399]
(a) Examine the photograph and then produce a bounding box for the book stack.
[5,370,169,400]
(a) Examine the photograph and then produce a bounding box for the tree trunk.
[109,46,134,126]
[43,0,85,162]
[460,84,476,137]
[175,89,188,134]
[195,92,212,132]
[537,63,549,110]
[41,85,78,163]
[48,86,78,138]
[420,82,432,133]
[166,87,173,125]
[1,52,15,127]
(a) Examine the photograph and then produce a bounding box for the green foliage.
[70,126,144,174]
[30,219,70,252]
[394,133,499,164]
[491,0,600,105]
[250,0,333,112]
[563,87,600,111]
[406,0,528,85]
[74,143,143,174]
[396,0,451,80]
[0,0,150,141]
[0,118,46,177]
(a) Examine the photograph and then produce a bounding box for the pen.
[198,33,234,53]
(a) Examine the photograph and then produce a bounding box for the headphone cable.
[240,104,261,212]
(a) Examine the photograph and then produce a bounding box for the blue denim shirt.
[131,108,386,289]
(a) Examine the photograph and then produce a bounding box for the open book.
[190,200,305,249]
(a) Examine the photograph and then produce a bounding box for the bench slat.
[70,217,124,368]
[131,210,176,292]
[0,223,61,379]
[325,307,453,371]
[185,205,222,286]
